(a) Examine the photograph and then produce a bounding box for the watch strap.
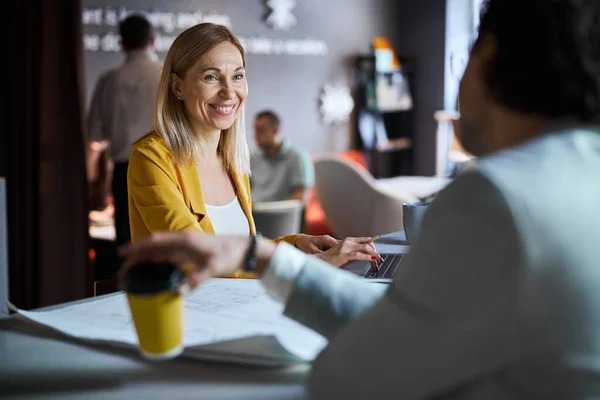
[242,234,259,272]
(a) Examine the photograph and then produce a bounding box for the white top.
[204,197,250,236]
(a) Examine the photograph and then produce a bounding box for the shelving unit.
[354,55,415,178]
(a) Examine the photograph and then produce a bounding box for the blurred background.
[0,0,480,310]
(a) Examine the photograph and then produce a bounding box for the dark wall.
[6,0,90,309]
[83,0,402,155]
[393,0,447,176]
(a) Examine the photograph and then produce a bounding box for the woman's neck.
[194,126,222,165]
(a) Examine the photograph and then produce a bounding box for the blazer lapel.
[186,161,215,233]
[230,167,256,235]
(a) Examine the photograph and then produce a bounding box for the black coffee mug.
[402,202,429,245]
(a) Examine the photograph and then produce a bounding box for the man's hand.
[89,140,109,153]
[294,234,340,254]
[87,140,110,182]
[118,232,276,291]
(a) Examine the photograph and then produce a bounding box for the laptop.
[344,253,405,283]
[343,232,409,282]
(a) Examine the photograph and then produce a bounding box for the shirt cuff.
[260,242,307,304]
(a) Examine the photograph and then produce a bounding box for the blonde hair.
[153,23,250,175]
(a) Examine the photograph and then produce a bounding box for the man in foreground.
[120,0,600,398]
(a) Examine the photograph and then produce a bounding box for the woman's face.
[172,42,247,133]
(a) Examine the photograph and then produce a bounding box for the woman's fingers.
[359,243,380,257]
[319,235,340,250]
[340,241,380,256]
[346,251,377,262]
[340,243,382,265]
[345,236,374,244]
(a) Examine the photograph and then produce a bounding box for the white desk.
[1,232,409,399]
[376,176,451,199]
[0,295,308,399]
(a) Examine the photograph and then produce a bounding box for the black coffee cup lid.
[123,261,183,295]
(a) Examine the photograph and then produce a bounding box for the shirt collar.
[126,49,158,63]
[261,138,291,158]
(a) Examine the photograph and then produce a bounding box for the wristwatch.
[242,234,260,272]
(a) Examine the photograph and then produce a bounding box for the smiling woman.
[153,24,249,172]
[128,23,255,249]
[126,23,380,278]
[171,44,247,139]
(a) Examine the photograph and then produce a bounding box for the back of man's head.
[255,110,281,130]
[477,0,600,122]
[119,14,154,51]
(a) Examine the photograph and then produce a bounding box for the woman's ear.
[170,73,183,99]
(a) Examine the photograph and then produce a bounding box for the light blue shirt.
[250,140,314,202]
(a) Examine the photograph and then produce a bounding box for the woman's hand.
[118,232,276,291]
[315,237,382,267]
[294,234,340,254]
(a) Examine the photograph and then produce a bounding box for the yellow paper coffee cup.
[123,262,184,361]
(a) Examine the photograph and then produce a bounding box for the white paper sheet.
[11,279,327,366]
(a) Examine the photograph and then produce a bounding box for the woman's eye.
[204,75,218,81]
[233,74,245,80]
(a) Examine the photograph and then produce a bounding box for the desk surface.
[0,232,408,399]
[376,176,450,199]
[375,230,409,254]
[0,314,309,400]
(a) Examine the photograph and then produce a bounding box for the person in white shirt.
[118,0,600,398]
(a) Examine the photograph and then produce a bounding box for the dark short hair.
[119,15,154,50]
[255,110,281,129]
[476,0,600,121]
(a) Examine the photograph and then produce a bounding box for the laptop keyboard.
[363,254,404,279]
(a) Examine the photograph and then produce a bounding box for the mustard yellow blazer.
[127,132,296,277]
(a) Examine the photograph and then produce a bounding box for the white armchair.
[313,157,419,237]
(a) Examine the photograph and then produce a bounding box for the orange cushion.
[337,150,368,170]
[305,188,331,235]
[305,150,368,236]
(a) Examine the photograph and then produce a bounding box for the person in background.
[127,23,380,278]
[250,110,314,205]
[87,14,162,248]
[121,0,600,398]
